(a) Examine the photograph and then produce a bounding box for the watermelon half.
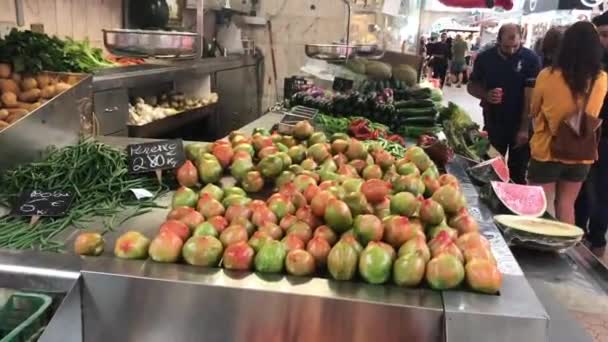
[481,182,547,217]
[467,157,510,184]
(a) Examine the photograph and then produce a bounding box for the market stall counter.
[1,112,602,342]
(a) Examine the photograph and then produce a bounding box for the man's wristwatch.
[486,0,495,7]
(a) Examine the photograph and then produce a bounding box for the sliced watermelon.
[485,182,547,217]
[467,157,510,184]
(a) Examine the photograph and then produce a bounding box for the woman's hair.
[541,27,563,67]
[555,21,603,97]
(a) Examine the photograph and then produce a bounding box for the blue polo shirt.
[471,46,541,144]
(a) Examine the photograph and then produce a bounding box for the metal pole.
[15,0,24,26]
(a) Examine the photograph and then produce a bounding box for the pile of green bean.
[363,138,407,159]
[0,140,167,251]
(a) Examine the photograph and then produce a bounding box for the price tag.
[127,140,186,175]
[332,77,354,92]
[12,190,74,219]
[130,188,155,200]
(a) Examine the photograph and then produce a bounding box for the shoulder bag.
[547,82,603,161]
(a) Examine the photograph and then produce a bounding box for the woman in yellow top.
[529,21,608,225]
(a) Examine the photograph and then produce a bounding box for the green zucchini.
[396,107,438,117]
[394,99,435,109]
[402,116,438,126]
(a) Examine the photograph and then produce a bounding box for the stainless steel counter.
[2,113,606,341]
[92,56,258,92]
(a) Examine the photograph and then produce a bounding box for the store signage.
[333,77,354,92]
[127,140,185,174]
[524,0,596,14]
[12,189,74,217]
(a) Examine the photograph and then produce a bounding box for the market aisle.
[442,85,484,127]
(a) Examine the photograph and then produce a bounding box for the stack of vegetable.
[292,87,442,138]
[0,29,115,75]
[0,140,166,251]
[440,102,490,162]
[128,92,219,126]
[79,125,502,295]
[0,63,75,131]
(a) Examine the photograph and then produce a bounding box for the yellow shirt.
[530,68,608,164]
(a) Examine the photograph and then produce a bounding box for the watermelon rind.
[490,182,547,218]
[467,157,510,184]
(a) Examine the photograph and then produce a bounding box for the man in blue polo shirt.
[467,24,541,184]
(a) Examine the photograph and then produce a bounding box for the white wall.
[0,0,122,47]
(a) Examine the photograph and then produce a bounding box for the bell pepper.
[386,134,405,146]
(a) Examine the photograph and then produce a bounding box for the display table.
[0,113,605,342]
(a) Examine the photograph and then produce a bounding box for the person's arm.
[467,54,491,101]
[515,55,542,146]
[586,71,608,117]
[529,71,544,118]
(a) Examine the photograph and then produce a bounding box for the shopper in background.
[445,36,454,86]
[540,27,563,68]
[528,21,607,225]
[467,24,541,184]
[575,12,608,259]
[450,34,469,88]
[427,33,449,88]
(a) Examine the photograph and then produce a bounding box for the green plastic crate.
[0,292,52,342]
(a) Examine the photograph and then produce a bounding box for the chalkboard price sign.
[127,140,186,174]
[12,190,75,217]
[333,77,354,92]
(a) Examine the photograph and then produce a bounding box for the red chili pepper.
[387,134,406,146]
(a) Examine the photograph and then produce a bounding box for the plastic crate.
[0,293,52,342]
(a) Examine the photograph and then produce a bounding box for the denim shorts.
[527,159,591,184]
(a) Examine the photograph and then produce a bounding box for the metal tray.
[103,29,198,58]
[128,104,217,138]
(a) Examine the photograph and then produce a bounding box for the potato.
[5,109,28,123]
[0,79,19,94]
[0,63,10,78]
[66,75,79,85]
[54,82,71,95]
[18,89,41,103]
[0,109,8,120]
[16,102,40,111]
[11,72,21,83]
[1,92,18,107]
[0,120,9,130]
[35,73,50,88]
[21,77,38,91]
[6,108,29,116]
[41,85,55,99]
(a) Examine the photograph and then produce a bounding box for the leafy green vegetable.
[0,29,72,74]
[0,29,115,74]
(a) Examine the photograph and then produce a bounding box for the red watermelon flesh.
[490,182,546,217]
[468,157,510,183]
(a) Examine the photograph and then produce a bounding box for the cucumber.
[407,88,432,100]
[394,99,435,109]
[397,107,438,117]
[402,116,438,126]
[401,125,442,138]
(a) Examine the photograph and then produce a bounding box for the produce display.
[481,181,547,218]
[0,140,166,251]
[440,102,490,162]
[0,64,77,131]
[291,87,443,138]
[128,92,219,126]
[0,29,115,74]
[74,122,502,294]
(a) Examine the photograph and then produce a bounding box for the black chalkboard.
[127,139,186,174]
[333,77,354,92]
[12,190,75,217]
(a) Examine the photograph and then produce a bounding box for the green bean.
[0,139,168,251]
